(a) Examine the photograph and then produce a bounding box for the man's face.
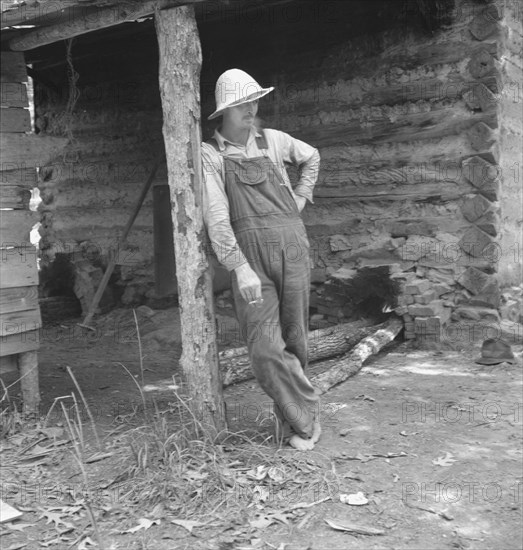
[223,100,259,130]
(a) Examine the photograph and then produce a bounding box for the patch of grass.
[115,388,339,522]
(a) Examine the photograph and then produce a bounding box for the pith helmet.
[208,69,274,120]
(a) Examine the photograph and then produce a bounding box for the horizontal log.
[310,316,403,393]
[0,52,27,83]
[313,181,474,201]
[0,248,38,289]
[0,185,31,209]
[9,0,205,51]
[0,329,39,357]
[0,286,39,316]
[0,168,37,186]
[1,1,89,29]
[0,108,31,133]
[0,307,41,337]
[220,320,377,387]
[1,83,28,108]
[0,210,38,244]
[287,107,498,149]
[0,133,68,165]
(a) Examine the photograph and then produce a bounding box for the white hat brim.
[208,87,274,120]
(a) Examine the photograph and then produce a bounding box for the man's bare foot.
[289,434,315,451]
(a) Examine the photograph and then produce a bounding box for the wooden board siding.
[0,210,38,243]
[0,330,40,356]
[1,82,28,108]
[0,286,39,315]
[0,108,31,133]
[0,249,39,289]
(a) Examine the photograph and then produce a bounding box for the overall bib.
[209,132,320,439]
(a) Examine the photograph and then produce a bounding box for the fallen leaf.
[5,543,28,550]
[170,518,206,533]
[249,516,274,529]
[325,518,384,535]
[246,465,268,481]
[339,492,368,506]
[123,517,160,533]
[39,509,74,530]
[432,452,456,467]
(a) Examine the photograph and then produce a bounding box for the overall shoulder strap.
[255,129,269,151]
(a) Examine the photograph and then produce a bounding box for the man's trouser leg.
[232,227,319,439]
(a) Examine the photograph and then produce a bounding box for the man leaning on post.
[201,69,321,450]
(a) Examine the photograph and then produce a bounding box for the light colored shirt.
[202,126,320,271]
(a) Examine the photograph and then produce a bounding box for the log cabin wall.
[27,0,520,342]
[30,25,166,307]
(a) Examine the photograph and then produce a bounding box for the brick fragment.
[415,290,436,304]
[408,300,444,317]
[405,279,431,295]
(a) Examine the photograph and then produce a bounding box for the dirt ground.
[1,305,522,550]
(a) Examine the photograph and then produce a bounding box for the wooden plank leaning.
[78,157,163,330]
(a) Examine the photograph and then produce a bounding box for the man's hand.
[294,195,307,212]
[234,263,262,304]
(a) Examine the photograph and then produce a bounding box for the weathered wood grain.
[0,168,37,186]
[313,181,474,201]
[9,0,205,51]
[19,350,40,413]
[0,185,31,209]
[0,286,39,316]
[0,330,39,357]
[0,249,38,289]
[289,108,498,148]
[0,308,41,337]
[0,133,68,165]
[0,210,38,243]
[310,316,403,394]
[1,83,28,108]
[156,4,225,432]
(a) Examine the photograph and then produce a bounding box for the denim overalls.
[208,131,320,439]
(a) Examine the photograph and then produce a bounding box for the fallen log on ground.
[310,316,404,394]
[220,319,386,387]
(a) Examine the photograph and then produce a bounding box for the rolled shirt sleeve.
[201,143,248,272]
[265,129,320,204]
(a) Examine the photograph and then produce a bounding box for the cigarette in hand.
[248,298,264,306]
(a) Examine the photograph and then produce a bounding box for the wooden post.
[155,5,226,434]
[18,351,40,415]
